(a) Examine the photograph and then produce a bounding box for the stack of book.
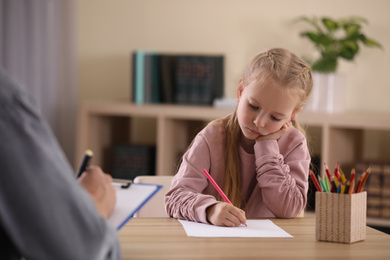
[132,51,224,105]
[356,160,390,219]
[111,143,156,181]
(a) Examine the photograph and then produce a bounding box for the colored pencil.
[203,169,247,226]
[334,162,340,181]
[348,180,355,194]
[318,176,328,193]
[324,163,334,192]
[323,176,330,193]
[358,167,371,193]
[340,184,346,194]
[345,181,351,194]
[355,173,364,193]
[350,168,356,183]
[310,170,322,192]
[339,168,347,184]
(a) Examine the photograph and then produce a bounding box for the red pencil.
[350,168,356,183]
[324,163,334,192]
[202,169,247,226]
[334,162,340,181]
[309,169,323,192]
[203,169,232,204]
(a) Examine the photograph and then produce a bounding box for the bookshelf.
[76,101,390,226]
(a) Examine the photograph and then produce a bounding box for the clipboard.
[108,179,162,230]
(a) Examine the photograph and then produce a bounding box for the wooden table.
[118,218,390,259]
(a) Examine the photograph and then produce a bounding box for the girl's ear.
[291,107,303,120]
[236,79,244,101]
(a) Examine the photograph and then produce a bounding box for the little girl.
[165,48,313,227]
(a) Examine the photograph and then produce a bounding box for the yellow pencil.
[339,168,347,184]
[340,184,346,194]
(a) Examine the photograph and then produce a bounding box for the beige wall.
[77,0,390,113]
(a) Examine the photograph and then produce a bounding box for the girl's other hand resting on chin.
[256,121,292,142]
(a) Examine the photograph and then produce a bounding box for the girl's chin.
[244,129,264,139]
[242,132,259,142]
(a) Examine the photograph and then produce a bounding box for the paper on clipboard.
[108,182,162,230]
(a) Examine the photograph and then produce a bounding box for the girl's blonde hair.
[214,48,313,208]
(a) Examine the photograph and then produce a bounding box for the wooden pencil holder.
[315,191,367,244]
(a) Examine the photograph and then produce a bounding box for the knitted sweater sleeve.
[254,128,310,218]
[165,128,223,224]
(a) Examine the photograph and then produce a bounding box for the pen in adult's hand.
[76,149,93,178]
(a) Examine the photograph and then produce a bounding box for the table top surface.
[118,217,390,260]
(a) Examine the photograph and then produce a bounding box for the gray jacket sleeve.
[0,69,121,260]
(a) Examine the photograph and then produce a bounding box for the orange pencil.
[355,172,365,193]
[348,168,356,194]
[348,180,355,194]
[358,167,371,193]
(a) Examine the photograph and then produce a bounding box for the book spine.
[198,56,218,105]
[159,54,175,103]
[212,55,224,102]
[135,51,145,104]
[144,52,152,104]
[151,54,161,103]
[382,163,390,218]
[131,52,136,103]
[364,162,384,217]
[175,55,191,104]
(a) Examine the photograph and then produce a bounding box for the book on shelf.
[366,162,383,217]
[131,50,224,105]
[356,160,390,219]
[159,54,176,103]
[133,51,145,104]
[111,143,156,181]
[382,163,390,218]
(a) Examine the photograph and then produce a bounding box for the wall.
[77,0,390,113]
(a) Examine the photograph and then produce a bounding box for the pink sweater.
[165,117,310,224]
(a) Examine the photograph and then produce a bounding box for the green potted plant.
[297,16,382,73]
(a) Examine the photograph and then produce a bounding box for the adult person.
[0,68,121,260]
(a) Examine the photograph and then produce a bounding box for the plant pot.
[305,73,347,113]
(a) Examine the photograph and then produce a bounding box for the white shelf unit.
[76,101,390,226]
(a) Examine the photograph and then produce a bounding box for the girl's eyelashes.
[249,102,281,121]
[249,103,258,110]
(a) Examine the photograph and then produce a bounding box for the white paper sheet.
[178,219,293,238]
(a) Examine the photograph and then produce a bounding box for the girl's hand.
[206,202,246,227]
[256,121,292,142]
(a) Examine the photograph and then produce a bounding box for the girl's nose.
[253,114,265,128]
